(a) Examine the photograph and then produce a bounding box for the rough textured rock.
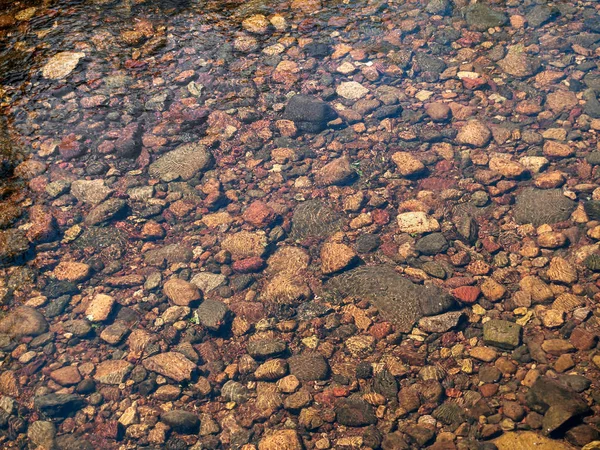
[483,320,522,350]
[495,432,576,450]
[149,143,213,180]
[288,352,329,381]
[282,94,337,133]
[0,306,48,338]
[464,4,508,31]
[142,352,196,382]
[336,396,377,426]
[326,266,455,332]
[195,299,230,330]
[290,200,344,241]
[514,189,576,226]
[34,394,84,418]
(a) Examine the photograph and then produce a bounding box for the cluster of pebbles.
[1,0,600,448]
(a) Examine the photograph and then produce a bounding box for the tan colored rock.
[547,257,577,284]
[266,247,310,275]
[546,90,578,113]
[42,52,85,79]
[470,346,497,362]
[397,212,440,234]
[534,172,565,189]
[537,231,567,248]
[541,339,574,355]
[242,14,270,34]
[143,352,196,382]
[52,261,91,283]
[320,243,356,275]
[262,274,311,304]
[254,359,289,381]
[163,278,201,306]
[314,156,355,186]
[391,152,425,176]
[481,278,506,302]
[519,276,553,303]
[425,102,451,121]
[456,120,492,147]
[221,231,267,260]
[94,360,133,385]
[259,429,303,450]
[85,294,115,322]
[489,157,527,178]
[50,366,82,386]
[494,431,576,450]
[552,293,585,312]
[543,140,574,158]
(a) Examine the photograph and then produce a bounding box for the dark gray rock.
[84,198,127,226]
[425,0,451,15]
[464,4,508,31]
[374,370,398,400]
[415,233,448,255]
[44,281,78,299]
[144,244,194,267]
[483,319,522,350]
[0,229,30,266]
[356,234,381,253]
[433,402,466,425]
[247,339,287,359]
[282,94,337,133]
[514,188,576,226]
[161,410,200,434]
[290,200,344,241]
[584,200,600,221]
[288,352,329,381]
[414,53,447,75]
[336,397,377,427]
[34,394,84,418]
[196,299,230,331]
[325,266,455,333]
[526,5,558,28]
[583,89,600,118]
[45,295,71,318]
[558,374,591,393]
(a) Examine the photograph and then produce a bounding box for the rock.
[161,410,200,434]
[326,266,455,333]
[495,432,576,450]
[514,188,576,226]
[85,294,115,322]
[28,421,56,449]
[498,51,540,78]
[456,120,492,147]
[191,273,227,293]
[547,257,577,284]
[526,5,558,28]
[0,229,30,266]
[50,366,82,386]
[397,212,440,234]
[71,179,112,205]
[464,4,508,31]
[94,360,133,385]
[489,157,527,178]
[452,286,481,304]
[52,261,91,283]
[481,278,506,302]
[415,233,448,255]
[243,201,276,227]
[543,141,574,158]
[425,102,451,121]
[262,274,311,304]
[336,396,377,426]
[145,244,193,267]
[290,200,344,240]
[391,152,425,176]
[546,90,578,113]
[282,94,337,133]
[242,14,270,34]
[418,311,464,333]
[258,429,303,450]
[584,200,600,221]
[541,339,574,355]
[254,359,289,381]
[221,231,267,259]
[315,156,356,186]
[195,299,230,331]
[414,53,447,75]
[163,278,202,306]
[34,394,84,418]
[149,143,213,181]
[320,242,356,274]
[222,380,250,403]
[336,81,369,100]
[142,352,196,382]
[526,377,589,434]
[0,306,48,338]
[288,352,329,381]
[42,52,85,79]
[356,234,381,253]
[84,199,127,226]
[483,320,522,349]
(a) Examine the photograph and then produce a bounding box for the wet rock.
[456,120,492,147]
[28,421,56,449]
[397,212,440,234]
[142,352,196,382]
[527,5,558,28]
[498,51,541,78]
[336,397,377,427]
[85,294,115,322]
[315,156,356,186]
[414,53,447,75]
[495,432,575,450]
[0,229,30,266]
[320,242,356,274]
[290,200,343,240]
[195,299,230,331]
[282,94,337,133]
[94,360,133,385]
[464,4,508,31]
[221,231,267,259]
[247,339,287,359]
[243,201,276,227]
[85,199,127,226]
[163,278,202,306]
[288,352,329,381]
[71,179,112,205]
[483,320,522,350]
[52,262,91,283]
[42,52,85,79]
[356,234,381,253]
[50,366,82,386]
[392,152,425,176]
[514,189,576,226]
[0,306,48,338]
[326,266,454,332]
[161,410,200,434]
[337,81,369,100]
[191,273,227,293]
[34,394,84,418]
[222,380,250,403]
[149,143,213,181]
[258,429,303,450]
[415,233,448,255]
[418,311,464,333]
[255,359,288,381]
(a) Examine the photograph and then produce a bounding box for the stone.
[290,200,344,240]
[397,212,440,234]
[163,278,201,306]
[142,352,196,382]
[546,90,578,113]
[336,396,377,426]
[547,257,577,284]
[483,320,522,350]
[0,306,48,338]
[514,189,576,226]
[71,179,112,205]
[149,143,213,181]
[489,157,527,178]
[283,94,337,133]
[84,199,127,226]
[541,339,574,355]
[52,261,91,283]
[42,52,85,79]
[464,4,508,31]
[254,359,289,381]
[0,229,31,266]
[336,81,369,100]
[50,366,82,386]
[288,352,329,381]
[28,421,56,449]
[418,311,464,333]
[543,141,574,158]
[191,273,227,293]
[94,360,133,385]
[326,266,454,333]
[320,242,356,274]
[196,299,230,331]
[392,152,425,177]
[243,201,276,227]
[34,394,84,418]
[315,156,356,186]
[498,51,540,78]
[221,231,267,260]
[495,432,576,450]
[456,120,492,147]
[425,102,451,121]
[85,294,115,322]
[258,429,303,450]
[161,410,200,434]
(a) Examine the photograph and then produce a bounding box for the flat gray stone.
[514,188,576,226]
[325,266,455,333]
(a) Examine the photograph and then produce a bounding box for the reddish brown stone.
[242,201,276,227]
[570,328,598,350]
[452,286,481,304]
[369,322,393,339]
[232,256,265,273]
